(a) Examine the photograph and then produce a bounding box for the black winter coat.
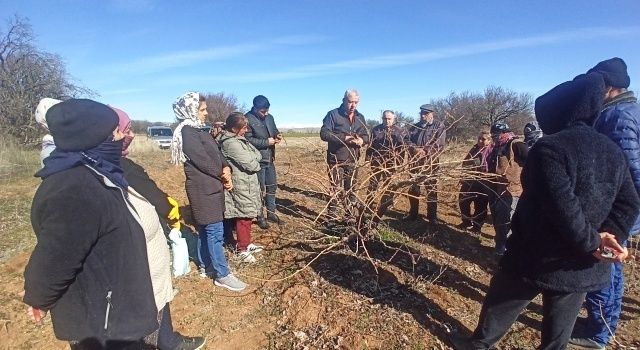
[24,165,158,343]
[320,106,370,165]
[182,126,228,226]
[122,157,171,220]
[245,110,280,164]
[501,72,640,293]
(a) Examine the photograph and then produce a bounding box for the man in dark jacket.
[24,99,158,349]
[245,95,282,229]
[365,110,407,217]
[404,103,446,222]
[451,73,639,350]
[487,121,528,255]
[320,89,370,228]
[570,58,640,350]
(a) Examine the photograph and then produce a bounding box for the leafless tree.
[431,86,533,141]
[202,92,246,123]
[0,15,92,143]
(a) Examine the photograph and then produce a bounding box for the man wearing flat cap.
[404,103,446,222]
[569,58,640,350]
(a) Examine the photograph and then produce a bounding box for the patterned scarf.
[171,92,205,165]
[478,144,493,172]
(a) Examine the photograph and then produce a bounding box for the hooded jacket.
[218,131,263,218]
[501,73,640,292]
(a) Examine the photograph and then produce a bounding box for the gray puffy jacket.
[219,131,263,218]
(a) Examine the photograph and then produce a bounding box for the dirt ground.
[0,137,638,350]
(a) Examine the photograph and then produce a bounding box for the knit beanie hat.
[587,57,630,88]
[252,95,270,109]
[535,73,605,135]
[34,98,62,131]
[46,99,119,152]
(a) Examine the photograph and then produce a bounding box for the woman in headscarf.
[113,106,205,350]
[170,92,247,292]
[23,99,158,349]
[457,130,493,233]
[34,97,62,165]
[218,112,265,263]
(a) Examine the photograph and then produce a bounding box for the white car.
[147,126,173,149]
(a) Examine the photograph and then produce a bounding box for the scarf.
[478,144,493,172]
[171,92,204,165]
[36,138,129,192]
[496,132,516,147]
[110,106,134,157]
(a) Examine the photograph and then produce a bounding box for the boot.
[267,212,280,224]
[403,197,419,221]
[256,216,270,230]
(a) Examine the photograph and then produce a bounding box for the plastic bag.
[169,228,191,277]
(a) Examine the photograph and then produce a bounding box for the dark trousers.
[157,304,181,350]
[328,163,357,218]
[459,181,489,229]
[489,193,518,254]
[408,179,438,220]
[257,163,277,216]
[70,339,144,350]
[470,271,586,350]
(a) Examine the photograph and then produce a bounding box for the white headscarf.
[35,98,62,165]
[171,92,205,165]
[35,98,62,131]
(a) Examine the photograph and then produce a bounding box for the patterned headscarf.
[171,92,205,164]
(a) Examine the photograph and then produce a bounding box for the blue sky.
[3,0,640,127]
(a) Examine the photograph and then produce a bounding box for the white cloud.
[204,26,640,83]
[110,35,325,75]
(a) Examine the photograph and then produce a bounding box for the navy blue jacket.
[245,109,280,164]
[592,91,640,234]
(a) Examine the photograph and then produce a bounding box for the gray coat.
[219,131,263,218]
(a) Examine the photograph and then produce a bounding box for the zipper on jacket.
[104,290,113,330]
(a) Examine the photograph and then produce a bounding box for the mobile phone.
[601,247,616,259]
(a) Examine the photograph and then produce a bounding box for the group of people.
[320,90,447,228]
[170,93,285,292]
[21,56,639,350]
[450,58,640,350]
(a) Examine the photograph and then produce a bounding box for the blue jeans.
[258,163,277,215]
[198,221,229,278]
[583,261,624,345]
[490,194,518,255]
